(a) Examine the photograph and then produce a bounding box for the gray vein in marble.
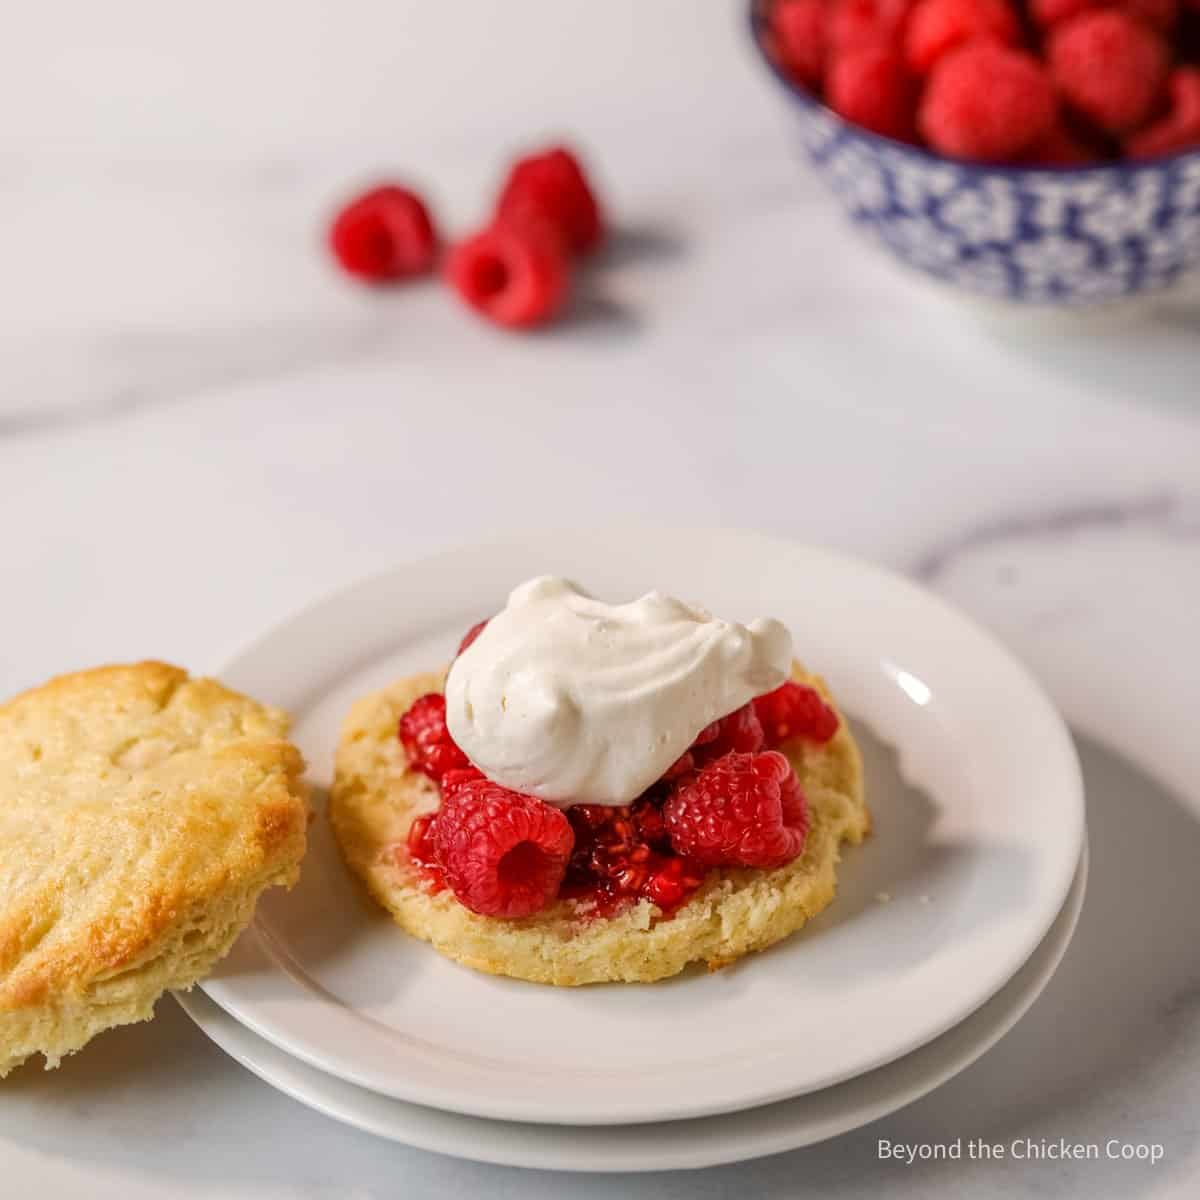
[914,492,1199,582]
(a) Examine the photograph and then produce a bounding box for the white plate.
[183,843,1087,1171]
[202,528,1085,1125]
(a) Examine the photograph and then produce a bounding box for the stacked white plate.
[182,529,1088,1172]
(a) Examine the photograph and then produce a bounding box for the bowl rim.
[747,0,1200,177]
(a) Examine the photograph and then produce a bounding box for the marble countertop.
[2,1,1198,1195]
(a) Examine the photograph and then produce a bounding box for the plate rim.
[201,528,1086,1124]
[182,841,1088,1172]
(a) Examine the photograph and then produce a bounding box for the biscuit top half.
[0,661,307,1011]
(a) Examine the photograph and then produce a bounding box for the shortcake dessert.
[331,577,868,985]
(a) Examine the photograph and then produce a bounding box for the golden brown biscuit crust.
[0,661,308,1076]
[330,664,868,985]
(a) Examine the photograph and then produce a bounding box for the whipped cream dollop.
[444,576,793,808]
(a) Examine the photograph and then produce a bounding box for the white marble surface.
[2,1,1199,1195]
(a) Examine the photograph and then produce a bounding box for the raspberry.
[753,681,840,745]
[446,222,569,329]
[904,0,1020,75]
[1024,118,1100,163]
[630,796,671,848]
[456,619,489,657]
[495,146,604,256]
[566,804,652,895]
[829,0,914,52]
[435,780,573,917]
[1048,11,1169,135]
[767,0,829,87]
[828,45,919,140]
[1030,0,1177,32]
[692,703,766,764]
[665,751,810,869]
[328,185,438,283]
[563,801,705,914]
[406,812,440,868]
[398,693,470,783]
[919,43,1057,161]
[440,766,485,796]
[1128,68,1200,158]
[643,856,708,911]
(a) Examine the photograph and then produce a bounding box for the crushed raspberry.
[1128,68,1200,157]
[446,222,569,329]
[630,796,671,846]
[767,0,830,87]
[495,146,604,256]
[692,702,766,764]
[904,0,1020,75]
[919,43,1056,161]
[1048,11,1169,134]
[665,751,810,870]
[406,812,440,869]
[398,693,470,783]
[1030,0,1178,32]
[644,857,709,911]
[753,680,840,745]
[828,45,918,141]
[829,0,914,53]
[562,800,705,915]
[456,619,489,657]
[434,780,573,917]
[328,185,438,282]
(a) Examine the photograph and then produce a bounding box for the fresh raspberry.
[328,185,438,283]
[456,619,489,657]
[398,693,470,783]
[440,766,485,796]
[1030,0,1177,33]
[435,780,573,917]
[1024,118,1100,163]
[495,146,604,256]
[828,45,919,140]
[919,43,1057,161]
[767,0,829,88]
[1127,68,1200,158]
[665,751,810,869]
[1048,11,1169,135]
[904,0,1020,74]
[753,681,840,745]
[446,222,569,329]
[829,0,914,52]
[692,703,766,764]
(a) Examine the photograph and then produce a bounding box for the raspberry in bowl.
[750,0,1200,303]
[329,576,869,985]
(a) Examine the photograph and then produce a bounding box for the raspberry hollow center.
[498,840,551,886]
[469,255,510,299]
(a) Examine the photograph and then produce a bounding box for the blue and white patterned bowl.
[749,3,1200,304]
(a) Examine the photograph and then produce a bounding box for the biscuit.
[0,662,308,1076]
[331,664,868,985]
